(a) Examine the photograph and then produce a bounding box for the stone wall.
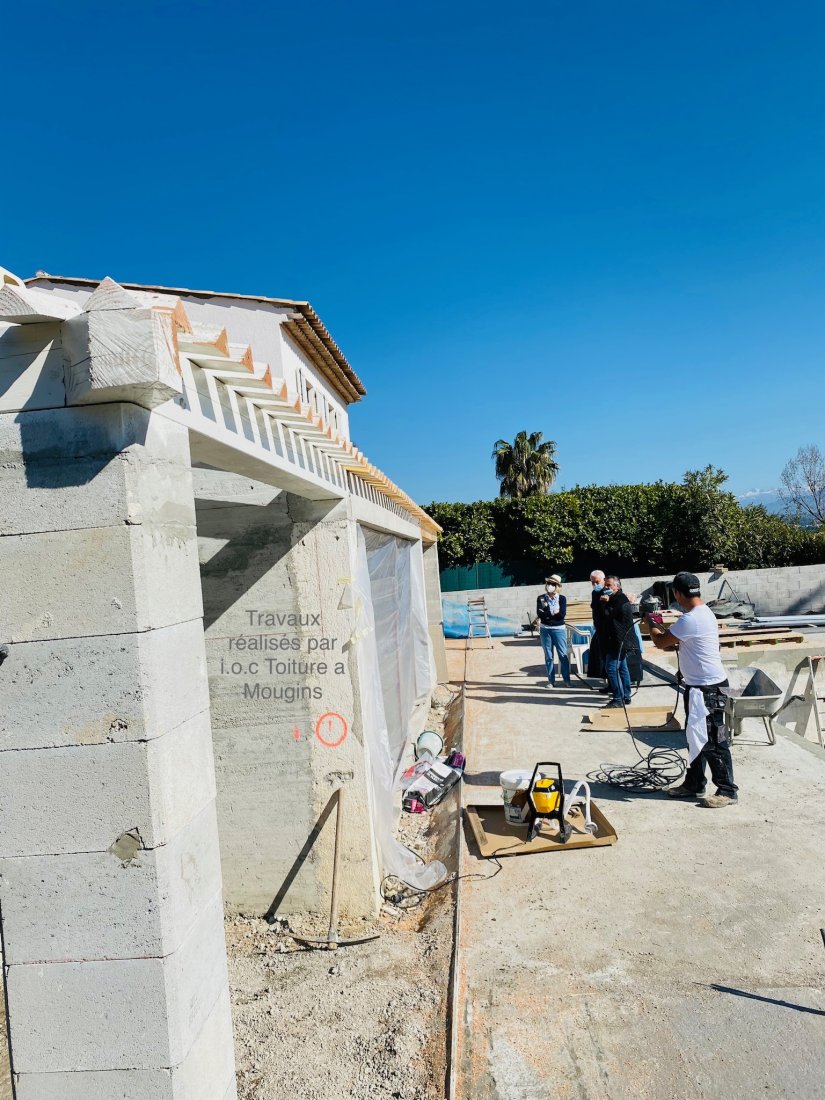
[0,404,235,1099]
[195,468,380,921]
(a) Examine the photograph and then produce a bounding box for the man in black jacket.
[598,575,639,707]
[589,569,608,684]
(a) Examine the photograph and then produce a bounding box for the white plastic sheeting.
[354,526,446,889]
[363,528,435,777]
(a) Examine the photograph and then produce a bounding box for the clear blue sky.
[3,1,824,504]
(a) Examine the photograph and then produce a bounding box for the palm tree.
[492,431,560,498]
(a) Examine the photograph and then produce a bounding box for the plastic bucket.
[415,730,444,759]
[500,769,541,826]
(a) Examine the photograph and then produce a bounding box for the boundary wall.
[442,563,825,635]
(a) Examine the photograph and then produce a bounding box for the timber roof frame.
[24,273,367,405]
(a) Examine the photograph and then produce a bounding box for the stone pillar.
[422,541,449,683]
[0,404,236,1099]
[195,469,379,922]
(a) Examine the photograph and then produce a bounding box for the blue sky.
[3,1,824,504]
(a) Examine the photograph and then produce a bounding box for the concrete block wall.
[195,468,379,921]
[442,563,825,634]
[423,541,449,682]
[0,405,236,1099]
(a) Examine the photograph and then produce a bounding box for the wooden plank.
[721,629,796,638]
[719,631,804,648]
[0,283,79,322]
[584,706,682,730]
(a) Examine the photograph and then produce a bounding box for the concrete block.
[0,342,65,412]
[1,522,202,643]
[15,1069,173,1100]
[0,619,209,750]
[14,986,236,1097]
[0,800,222,963]
[7,894,228,1073]
[0,446,196,537]
[166,963,236,1098]
[0,402,191,469]
[0,712,216,857]
[62,290,182,409]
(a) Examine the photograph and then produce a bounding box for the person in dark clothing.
[598,575,639,707]
[536,574,571,687]
[588,569,608,684]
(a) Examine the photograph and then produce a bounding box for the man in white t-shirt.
[645,572,739,807]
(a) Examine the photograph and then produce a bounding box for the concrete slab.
[455,638,825,1100]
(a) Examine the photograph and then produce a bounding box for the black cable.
[380,836,521,909]
[588,611,687,793]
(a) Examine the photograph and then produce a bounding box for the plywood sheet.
[466,802,617,858]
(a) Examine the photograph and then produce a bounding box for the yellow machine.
[526,762,598,843]
[532,776,561,815]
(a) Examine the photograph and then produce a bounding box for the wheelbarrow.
[721,667,784,745]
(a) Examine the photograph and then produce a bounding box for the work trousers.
[683,682,739,799]
[605,654,632,705]
[539,626,570,685]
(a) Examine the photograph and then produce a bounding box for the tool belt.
[685,681,729,746]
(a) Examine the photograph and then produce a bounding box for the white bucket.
[415,729,444,759]
[500,769,540,827]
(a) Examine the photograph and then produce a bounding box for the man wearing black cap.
[645,572,739,808]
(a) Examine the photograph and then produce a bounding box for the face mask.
[592,584,603,592]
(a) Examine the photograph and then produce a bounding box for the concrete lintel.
[349,492,422,542]
[159,398,343,500]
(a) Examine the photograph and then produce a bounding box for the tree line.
[425,466,825,579]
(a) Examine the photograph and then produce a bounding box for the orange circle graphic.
[314,712,349,748]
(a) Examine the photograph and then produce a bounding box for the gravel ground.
[228,688,460,1100]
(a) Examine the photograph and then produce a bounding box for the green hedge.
[424,477,825,579]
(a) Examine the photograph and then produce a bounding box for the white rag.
[685,688,709,763]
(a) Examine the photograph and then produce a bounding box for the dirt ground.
[227,689,460,1100]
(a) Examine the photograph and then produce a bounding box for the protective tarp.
[354,526,446,889]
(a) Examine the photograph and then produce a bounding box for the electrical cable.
[380,836,522,909]
[387,601,682,905]
[588,609,687,793]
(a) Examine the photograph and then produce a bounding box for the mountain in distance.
[738,488,820,528]
[737,488,784,513]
